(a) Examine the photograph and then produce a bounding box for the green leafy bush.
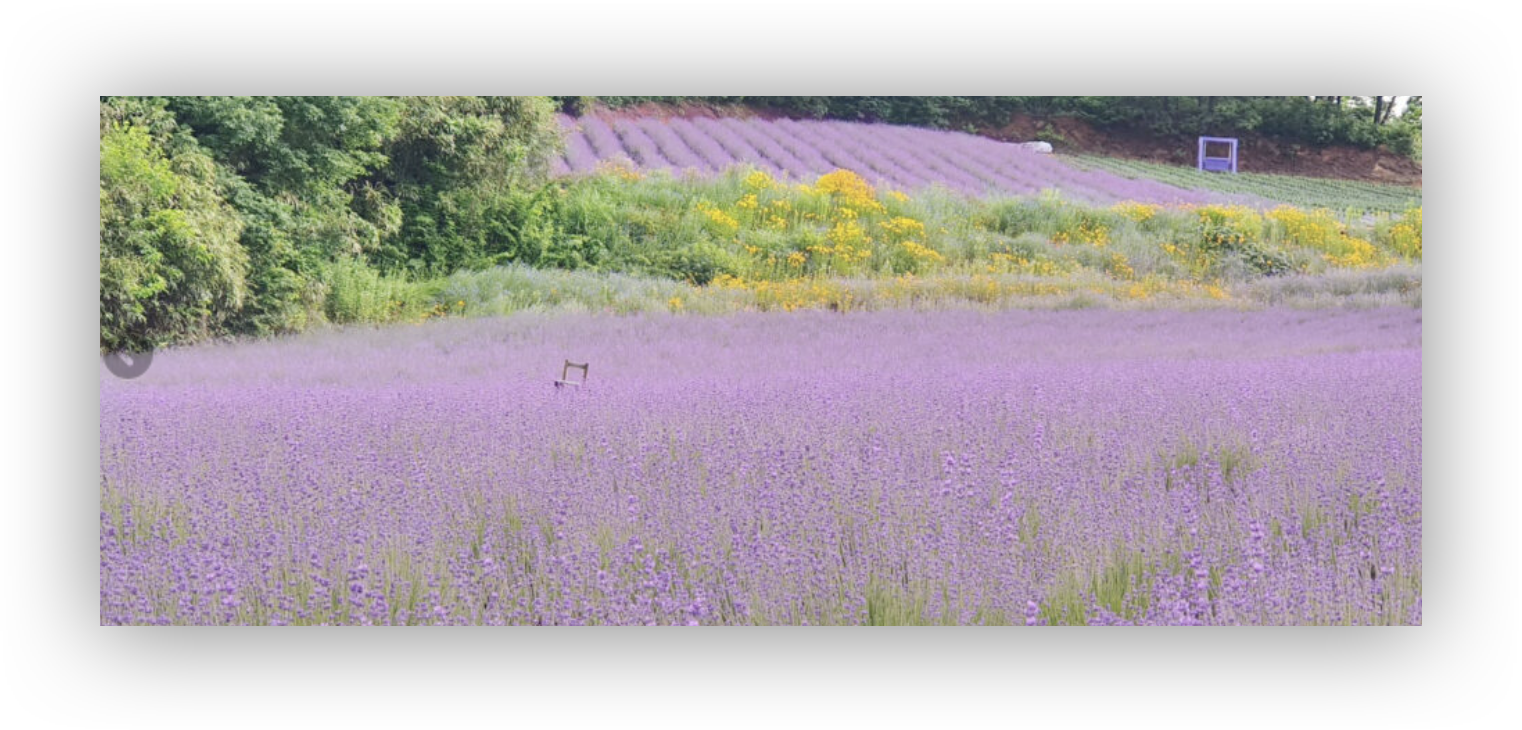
[99,100,247,352]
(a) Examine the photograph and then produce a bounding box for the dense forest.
[100,96,568,352]
[99,96,1421,353]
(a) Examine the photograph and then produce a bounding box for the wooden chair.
[554,360,589,388]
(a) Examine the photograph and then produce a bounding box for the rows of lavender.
[101,308,1421,625]
[554,114,1265,208]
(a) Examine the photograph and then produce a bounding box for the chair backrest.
[556,360,589,387]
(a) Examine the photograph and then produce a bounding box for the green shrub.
[555,96,598,117]
[99,101,247,353]
[375,96,565,274]
[322,257,432,324]
[651,240,743,285]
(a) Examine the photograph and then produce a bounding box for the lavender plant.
[101,308,1420,625]
[556,114,1289,207]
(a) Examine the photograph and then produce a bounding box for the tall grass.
[322,257,438,324]
[306,168,1422,331]
[555,167,1419,284]
[431,262,1420,318]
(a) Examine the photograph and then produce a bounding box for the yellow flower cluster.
[707,209,739,233]
[1109,277,1229,302]
[879,216,927,242]
[1052,219,1110,247]
[1384,207,1422,260]
[1321,238,1383,269]
[1267,206,1341,248]
[1111,201,1161,223]
[1267,206,1385,268]
[697,270,1244,311]
[900,240,944,264]
[765,199,792,228]
[696,200,740,235]
[1195,205,1263,248]
[710,273,745,290]
[1103,251,1135,280]
[678,169,952,280]
[814,169,886,214]
[743,169,776,192]
[595,159,644,182]
[826,218,865,246]
[818,219,873,267]
[1160,241,1217,278]
[710,274,855,312]
[985,252,1073,277]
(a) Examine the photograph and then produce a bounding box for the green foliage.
[101,96,570,343]
[428,259,1421,321]
[437,265,716,317]
[654,240,744,285]
[1193,207,1295,277]
[164,95,402,258]
[99,100,247,353]
[213,174,321,336]
[1236,264,1421,308]
[505,168,1411,289]
[154,96,406,337]
[1033,124,1068,147]
[321,257,435,324]
[166,96,398,193]
[976,195,1126,241]
[374,96,565,274]
[552,96,598,117]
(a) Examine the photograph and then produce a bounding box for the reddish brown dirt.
[981,114,1422,187]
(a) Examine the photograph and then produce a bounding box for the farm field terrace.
[100,307,1421,625]
[1068,155,1422,214]
[554,113,1421,213]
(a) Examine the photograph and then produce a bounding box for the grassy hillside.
[1068,155,1421,214]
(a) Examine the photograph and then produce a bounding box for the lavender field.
[100,308,1420,625]
[554,114,1266,207]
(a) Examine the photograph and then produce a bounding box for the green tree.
[159,96,403,334]
[99,99,247,353]
[369,96,566,274]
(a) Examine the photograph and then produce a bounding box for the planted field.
[101,308,1421,625]
[1070,155,1422,214]
[553,114,1420,213]
[553,114,1265,207]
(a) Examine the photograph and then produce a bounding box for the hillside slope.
[554,113,1420,213]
